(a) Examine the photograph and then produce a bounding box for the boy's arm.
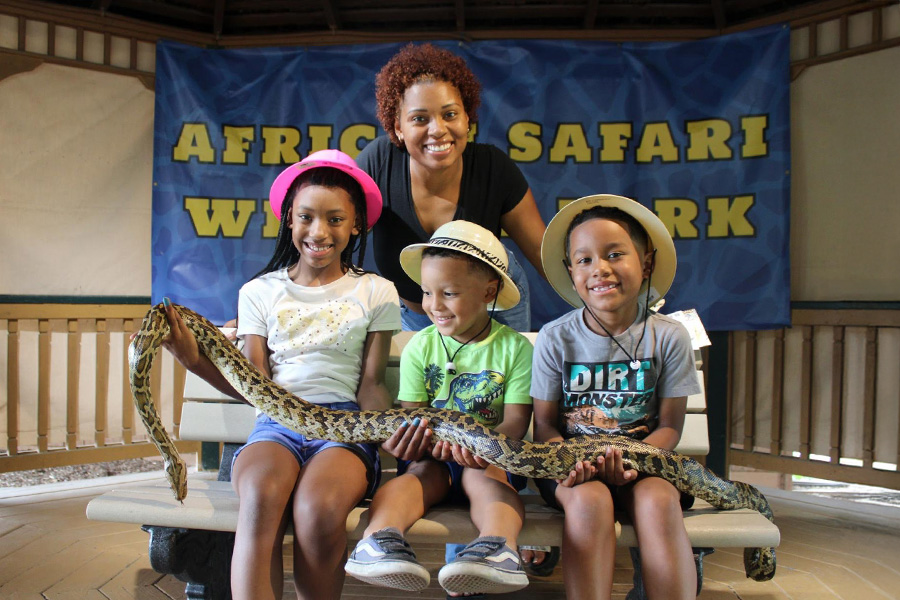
[382,336,435,460]
[493,335,534,441]
[533,396,599,485]
[594,397,687,485]
[641,396,688,451]
[493,403,531,440]
[640,318,694,451]
[356,329,394,412]
[532,397,564,444]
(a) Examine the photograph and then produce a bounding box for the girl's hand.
[595,447,638,486]
[381,418,432,461]
[222,318,238,342]
[557,460,597,487]
[158,298,202,371]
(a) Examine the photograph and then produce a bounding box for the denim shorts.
[234,401,381,498]
[397,457,528,506]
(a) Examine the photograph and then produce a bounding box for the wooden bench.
[86,331,780,600]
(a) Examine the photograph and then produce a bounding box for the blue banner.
[152,26,790,330]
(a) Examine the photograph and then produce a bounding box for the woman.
[358,43,547,333]
[357,42,557,582]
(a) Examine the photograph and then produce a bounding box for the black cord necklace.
[567,251,656,372]
[583,296,649,371]
[438,300,497,375]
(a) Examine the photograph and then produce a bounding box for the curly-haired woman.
[358,43,547,334]
[356,42,556,591]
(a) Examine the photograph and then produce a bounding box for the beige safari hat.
[541,194,676,308]
[400,220,520,310]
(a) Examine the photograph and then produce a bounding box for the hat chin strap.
[564,250,657,372]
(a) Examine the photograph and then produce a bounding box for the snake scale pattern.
[129,303,776,581]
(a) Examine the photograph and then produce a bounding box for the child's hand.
[431,441,490,469]
[222,318,238,342]
[157,298,202,372]
[557,460,597,487]
[381,418,432,461]
[431,440,454,462]
[595,446,638,486]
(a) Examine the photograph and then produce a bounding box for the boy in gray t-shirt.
[531,194,701,600]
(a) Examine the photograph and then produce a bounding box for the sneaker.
[438,536,529,595]
[345,527,430,591]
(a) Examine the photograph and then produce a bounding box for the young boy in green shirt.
[345,221,534,597]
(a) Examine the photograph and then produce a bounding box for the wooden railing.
[3,303,899,493]
[0,303,198,473]
[727,308,900,490]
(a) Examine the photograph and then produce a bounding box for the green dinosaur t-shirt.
[398,320,533,428]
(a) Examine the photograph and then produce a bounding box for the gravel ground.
[792,477,900,507]
[0,457,169,487]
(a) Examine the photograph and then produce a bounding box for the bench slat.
[86,479,779,548]
[687,370,705,412]
[179,402,256,444]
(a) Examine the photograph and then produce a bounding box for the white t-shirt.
[237,268,400,405]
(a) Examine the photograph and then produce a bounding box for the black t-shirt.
[358,135,529,302]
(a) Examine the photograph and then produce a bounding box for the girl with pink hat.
[159,149,400,600]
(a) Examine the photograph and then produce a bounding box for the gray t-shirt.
[530,309,701,439]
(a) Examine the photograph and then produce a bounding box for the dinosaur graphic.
[432,369,505,427]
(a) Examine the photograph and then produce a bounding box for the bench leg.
[218,442,240,481]
[143,525,235,600]
[626,546,714,600]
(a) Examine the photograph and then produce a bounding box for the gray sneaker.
[438,536,529,594]
[345,527,430,591]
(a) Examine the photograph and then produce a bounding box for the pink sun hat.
[268,149,383,227]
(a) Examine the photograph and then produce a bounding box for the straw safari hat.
[541,194,676,308]
[399,220,520,310]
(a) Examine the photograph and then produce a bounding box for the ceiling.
[36,0,873,41]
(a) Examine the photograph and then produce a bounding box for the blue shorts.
[234,401,381,499]
[397,458,528,506]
